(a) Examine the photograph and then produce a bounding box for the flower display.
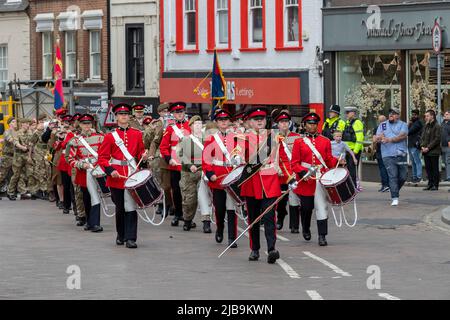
[344,83,386,119]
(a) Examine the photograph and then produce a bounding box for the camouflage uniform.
[28,128,50,195]
[8,120,32,196]
[65,134,85,218]
[176,129,204,222]
[129,116,145,131]
[0,128,15,188]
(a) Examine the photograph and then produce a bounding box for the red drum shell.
[320,168,356,206]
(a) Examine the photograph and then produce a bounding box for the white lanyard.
[111,130,137,171]
[172,124,184,140]
[190,134,204,151]
[281,140,292,161]
[77,135,98,159]
[303,137,328,169]
[213,133,231,163]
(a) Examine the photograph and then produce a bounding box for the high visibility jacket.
[344,118,365,154]
[322,116,346,140]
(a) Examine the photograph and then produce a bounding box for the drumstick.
[117,174,137,181]
[135,149,149,171]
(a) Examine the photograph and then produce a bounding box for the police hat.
[344,106,358,113]
[329,104,341,115]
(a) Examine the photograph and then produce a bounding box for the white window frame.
[89,30,101,80]
[284,0,299,47]
[184,0,196,49]
[42,32,53,80]
[0,45,8,91]
[65,31,77,79]
[249,0,263,48]
[215,0,229,47]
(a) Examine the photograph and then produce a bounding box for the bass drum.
[320,167,356,206]
[125,169,163,209]
[221,166,245,206]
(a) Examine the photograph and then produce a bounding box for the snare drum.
[96,176,111,196]
[320,168,356,206]
[221,166,245,206]
[125,169,163,209]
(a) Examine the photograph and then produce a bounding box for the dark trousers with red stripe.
[110,188,138,242]
[246,196,277,252]
[212,189,237,240]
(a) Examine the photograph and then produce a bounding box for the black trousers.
[170,171,183,218]
[246,196,276,252]
[424,155,440,188]
[299,195,328,236]
[81,187,100,227]
[61,171,75,211]
[346,152,361,186]
[276,184,289,225]
[110,188,138,242]
[212,189,237,240]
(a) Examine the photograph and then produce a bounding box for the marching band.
[0,102,359,262]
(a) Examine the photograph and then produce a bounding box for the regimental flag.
[210,50,227,120]
[53,41,64,111]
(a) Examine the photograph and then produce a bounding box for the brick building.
[29,0,108,116]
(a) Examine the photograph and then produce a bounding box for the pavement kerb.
[441,206,450,226]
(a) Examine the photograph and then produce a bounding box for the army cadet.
[273,110,302,233]
[68,114,104,230]
[98,103,147,249]
[322,105,346,141]
[240,107,283,264]
[145,103,173,216]
[176,115,205,231]
[129,104,146,131]
[160,102,192,227]
[7,118,33,200]
[0,117,17,198]
[343,106,365,187]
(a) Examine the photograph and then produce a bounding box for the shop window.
[126,24,145,94]
[42,32,53,80]
[65,31,77,79]
[0,45,7,91]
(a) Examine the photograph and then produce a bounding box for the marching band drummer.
[159,102,191,227]
[68,114,104,231]
[202,109,242,247]
[98,103,148,249]
[240,107,284,264]
[291,112,345,246]
[273,110,302,233]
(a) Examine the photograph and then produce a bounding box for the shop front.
[323,2,450,181]
[160,70,313,122]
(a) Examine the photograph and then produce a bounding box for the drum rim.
[320,167,349,187]
[221,166,245,187]
[125,169,152,188]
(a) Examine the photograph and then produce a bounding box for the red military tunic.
[291,133,338,197]
[67,131,104,188]
[57,131,74,174]
[97,127,145,189]
[277,131,302,185]
[240,129,283,200]
[202,130,245,189]
[159,121,191,171]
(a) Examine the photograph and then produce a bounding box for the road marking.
[263,251,301,279]
[309,276,322,279]
[332,276,342,279]
[378,292,401,300]
[260,227,290,241]
[303,251,352,277]
[306,290,324,300]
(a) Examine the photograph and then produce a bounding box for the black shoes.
[267,250,280,264]
[291,228,300,234]
[203,221,212,233]
[318,235,328,246]
[423,186,432,191]
[126,240,137,249]
[215,230,223,243]
[302,230,311,241]
[248,250,260,261]
[171,216,183,226]
[91,225,103,233]
[430,186,438,191]
[116,237,124,245]
[276,220,283,231]
[378,186,390,192]
[57,202,64,210]
[228,239,237,248]
[76,218,86,227]
[183,220,193,231]
[7,194,16,201]
[63,209,70,214]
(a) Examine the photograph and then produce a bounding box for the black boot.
[300,208,313,239]
[7,194,16,201]
[317,219,328,246]
[215,228,223,243]
[171,216,182,226]
[228,239,238,248]
[76,217,86,226]
[267,249,280,264]
[248,250,260,261]
[183,220,192,231]
[318,235,328,246]
[116,236,124,246]
[155,203,163,215]
[126,240,137,249]
[227,210,237,243]
[203,220,212,233]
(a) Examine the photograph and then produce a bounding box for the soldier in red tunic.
[273,110,302,233]
[159,102,192,227]
[57,114,75,214]
[241,107,282,264]
[97,103,147,249]
[291,113,345,246]
[202,109,243,247]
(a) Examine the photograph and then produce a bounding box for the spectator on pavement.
[407,110,424,184]
[375,107,408,206]
[373,115,389,192]
[421,109,442,191]
[441,110,450,183]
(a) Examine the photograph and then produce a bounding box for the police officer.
[291,113,344,246]
[159,102,191,227]
[322,105,346,140]
[98,103,147,248]
[241,107,281,264]
[343,106,365,187]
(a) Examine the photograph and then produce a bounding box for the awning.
[34,13,54,32]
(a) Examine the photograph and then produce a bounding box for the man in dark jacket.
[441,110,450,182]
[408,110,423,184]
[421,109,442,191]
